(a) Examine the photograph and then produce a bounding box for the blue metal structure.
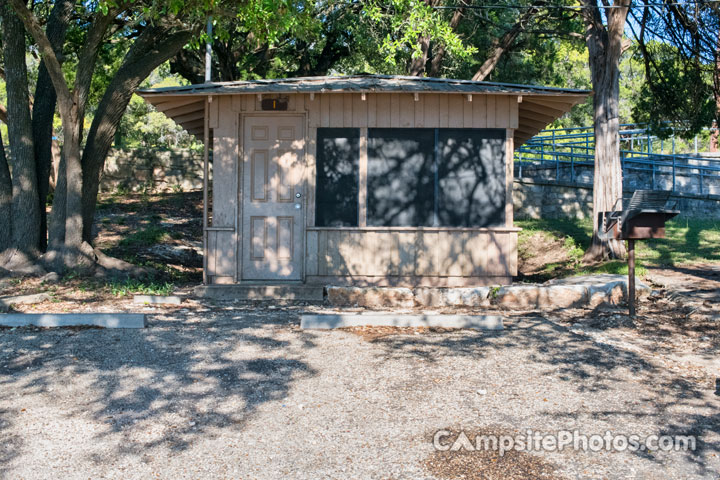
[515,124,720,195]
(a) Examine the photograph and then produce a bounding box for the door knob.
[295,193,302,198]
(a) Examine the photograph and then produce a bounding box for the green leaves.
[631,41,714,139]
[361,0,476,70]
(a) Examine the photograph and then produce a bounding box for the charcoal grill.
[600,190,679,316]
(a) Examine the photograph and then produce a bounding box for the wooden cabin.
[138,75,588,288]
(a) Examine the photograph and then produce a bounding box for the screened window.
[437,129,506,227]
[314,128,506,228]
[367,128,506,227]
[367,128,436,227]
[315,128,360,227]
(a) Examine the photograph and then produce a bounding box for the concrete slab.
[0,293,51,312]
[0,313,147,329]
[301,314,504,330]
[133,295,182,305]
[194,285,324,301]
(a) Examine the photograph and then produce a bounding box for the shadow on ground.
[368,314,719,476]
[0,310,318,470]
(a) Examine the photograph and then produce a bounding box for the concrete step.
[193,284,324,301]
[0,313,146,329]
[301,314,504,330]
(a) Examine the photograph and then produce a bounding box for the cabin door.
[241,115,305,281]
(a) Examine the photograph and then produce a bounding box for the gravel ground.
[0,304,718,479]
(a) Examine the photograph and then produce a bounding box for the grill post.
[628,239,636,317]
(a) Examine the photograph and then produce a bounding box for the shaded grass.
[106,279,175,297]
[641,218,720,266]
[118,225,171,248]
[516,217,719,281]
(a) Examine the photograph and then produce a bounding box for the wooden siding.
[207,96,239,283]
[206,92,519,285]
[305,93,517,129]
[305,228,518,285]
[226,92,518,129]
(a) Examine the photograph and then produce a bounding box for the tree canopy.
[0,0,717,272]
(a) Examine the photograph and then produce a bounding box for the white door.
[241,116,304,280]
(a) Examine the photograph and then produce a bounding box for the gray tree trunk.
[32,0,73,252]
[0,129,11,256]
[6,0,122,270]
[1,2,40,257]
[582,0,630,261]
[81,27,194,242]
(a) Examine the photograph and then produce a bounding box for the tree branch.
[6,0,72,112]
[73,6,125,116]
[471,0,542,81]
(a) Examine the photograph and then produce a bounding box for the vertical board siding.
[438,95,449,128]
[472,95,486,128]
[213,92,515,128]
[209,97,220,128]
[505,128,515,228]
[367,93,377,126]
[329,94,344,127]
[306,230,319,276]
[399,94,415,127]
[495,96,510,127]
[210,96,238,279]
[353,94,368,128]
[424,94,439,128]
[415,231,439,275]
[414,96,425,128]
[390,94,401,127]
[343,93,353,127]
[221,92,520,284]
[306,127,317,227]
[307,229,517,280]
[320,94,331,127]
[463,97,473,127]
[308,94,321,127]
[448,95,464,128]
[485,95,496,128]
[510,97,519,128]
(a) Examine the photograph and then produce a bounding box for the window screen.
[437,129,506,227]
[315,128,360,227]
[367,128,435,226]
[367,128,506,227]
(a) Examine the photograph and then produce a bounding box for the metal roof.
[137,74,590,145]
[138,74,590,97]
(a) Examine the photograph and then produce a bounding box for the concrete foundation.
[194,285,324,301]
[0,313,147,329]
[133,295,183,305]
[300,314,504,330]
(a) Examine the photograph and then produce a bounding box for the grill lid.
[619,190,674,226]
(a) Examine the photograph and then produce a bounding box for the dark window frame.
[367,127,506,228]
[315,128,361,227]
[314,127,507,228]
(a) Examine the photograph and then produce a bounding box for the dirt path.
[0,301,718,479]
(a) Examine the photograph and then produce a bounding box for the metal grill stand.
[600,190,679,317]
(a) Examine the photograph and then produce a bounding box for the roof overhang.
[137,75,590,145]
